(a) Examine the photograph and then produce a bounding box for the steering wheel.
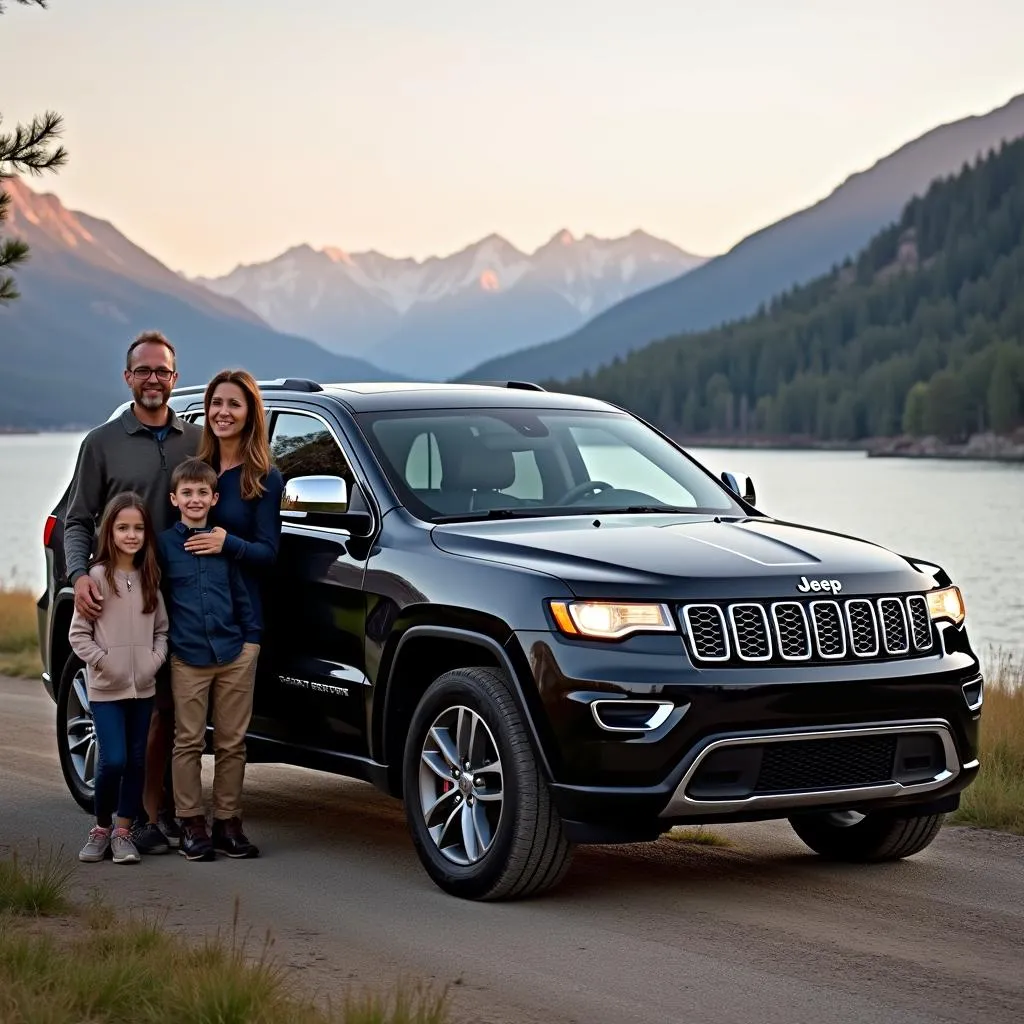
[556,480,614,506]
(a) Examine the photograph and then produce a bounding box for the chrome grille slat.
[771,602,812,660]
[878,597,910,655]
[845,599,880,657]
[681,604,730,662]
[906,596,934,651]
[810,600,846,659]
[728,603,772,661]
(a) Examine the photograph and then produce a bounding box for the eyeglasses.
[130,366,175,382]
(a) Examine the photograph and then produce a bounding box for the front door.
[261,407,372,757]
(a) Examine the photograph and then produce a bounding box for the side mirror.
[281,475,350,517]
[281,474,374,535]
[721,470,756,506]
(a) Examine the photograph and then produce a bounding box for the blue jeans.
[92,697,154,826]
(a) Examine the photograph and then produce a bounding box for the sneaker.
[179,816,216,862]
[110,827,141,864]
[130,819,170,855]
[212,817,260,859]
[79,825,111,862]
[157,809,182,849]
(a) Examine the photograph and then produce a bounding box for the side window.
[270,412,354,487]
[405,432,442,490]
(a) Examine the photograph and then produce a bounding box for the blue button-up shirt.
[158,522,259,668]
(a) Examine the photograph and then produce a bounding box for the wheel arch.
[47,590,76,701]
[378,625,555,798]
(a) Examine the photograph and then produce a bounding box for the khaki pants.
[170,643,260,820]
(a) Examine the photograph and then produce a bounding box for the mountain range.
[196,230,706,380]
[5,90,1024,431]
[0,180,393,429]
[459,91,1024,384]
[563,134,1024,445]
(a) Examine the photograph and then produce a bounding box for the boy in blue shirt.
[158,458,261,861]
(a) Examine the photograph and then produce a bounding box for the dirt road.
[1,674,1022,1023]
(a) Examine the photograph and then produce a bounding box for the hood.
[430,514,934,600]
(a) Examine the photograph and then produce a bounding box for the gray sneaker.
[110,827,141,864]
[79,825,111,862]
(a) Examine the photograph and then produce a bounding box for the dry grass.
[952,652,1024,835]
[0,850,451,1024]
[663,826,733,847]
[0,845,73,917]
[0,586,42,679]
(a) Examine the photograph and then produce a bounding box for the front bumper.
[511,628,982,830]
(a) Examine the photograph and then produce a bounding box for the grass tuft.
[0,585,42,679]
[0,887,451,1024]
[337,981,452,1024]
[0,846,74,917]
[663,826,733,848]
[952,651,1024,835]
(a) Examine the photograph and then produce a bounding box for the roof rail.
[468,380,546,392]
[172,377,324,397]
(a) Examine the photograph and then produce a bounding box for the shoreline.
[673,432,1024,463]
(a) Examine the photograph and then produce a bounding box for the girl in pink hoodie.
[70,492,169,864]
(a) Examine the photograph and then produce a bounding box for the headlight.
[549,600,676,640]
[927,586,966,625]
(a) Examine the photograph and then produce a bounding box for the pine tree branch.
[0,111,68,178]
[0,1,48,14]
[0,0,58,303]
[0,238,30,301]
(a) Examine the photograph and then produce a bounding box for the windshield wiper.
[432,508,544,523]
[590,505,697,515]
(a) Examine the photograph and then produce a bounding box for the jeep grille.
[681,596,935,666]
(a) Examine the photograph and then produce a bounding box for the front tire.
[789,808,945,862]
[56,653,96,813]
[403,666,573,900]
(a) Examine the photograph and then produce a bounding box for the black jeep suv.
[38,379,983,900]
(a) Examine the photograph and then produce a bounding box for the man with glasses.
[65,331,203,853]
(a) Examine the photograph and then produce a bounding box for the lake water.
[1,434,1021,656]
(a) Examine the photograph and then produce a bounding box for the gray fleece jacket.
[68,566,169,701]
[64,405,202,584]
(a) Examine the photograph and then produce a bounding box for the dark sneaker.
[212,817,260,859]
[130,820,170,855]
[157,809,182,848]
[179,816,216,862]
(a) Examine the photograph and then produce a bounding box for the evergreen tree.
[559,136,1024,441]
[0,0,67,302]
[987,345,1023,433]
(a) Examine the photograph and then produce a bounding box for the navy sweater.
[158,523,258,667]
[212,465,284,636]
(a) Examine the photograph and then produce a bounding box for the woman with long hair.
[185,368,283,598]
[180,369,283,857]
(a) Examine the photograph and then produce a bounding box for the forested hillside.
[561,137,1024,443]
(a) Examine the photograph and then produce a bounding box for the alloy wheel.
[66,666,96,793]
[418,705,504,866]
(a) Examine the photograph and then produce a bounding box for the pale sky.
[3,0,1023,278]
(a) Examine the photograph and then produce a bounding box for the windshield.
[358,407,743,522]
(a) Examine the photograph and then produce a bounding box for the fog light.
[962,677,984,711]
[591,699,675,732]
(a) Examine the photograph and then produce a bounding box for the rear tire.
[403,665,573,900]
[789,809,945,862]
[56,652,95,813]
